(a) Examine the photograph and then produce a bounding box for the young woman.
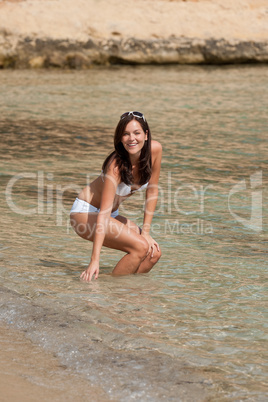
[70,111,162,281]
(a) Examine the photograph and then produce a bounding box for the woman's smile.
[121,120,147,157]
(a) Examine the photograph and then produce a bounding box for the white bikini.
[115,181,149,197]
[70,198,120,218]
[70,176,149,216]
[101,170,148,197]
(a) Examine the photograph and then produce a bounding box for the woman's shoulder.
[151,140,162,153]
[151,140,162,163]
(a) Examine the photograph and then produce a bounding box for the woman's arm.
[80,162,119,281]
[141,141,162,254]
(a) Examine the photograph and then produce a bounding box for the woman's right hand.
[80,260,99,282]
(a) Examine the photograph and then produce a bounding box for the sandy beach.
[0,285,218,401]
[0,324,110,402]
[1,0,267,41]
[0,0,267,66]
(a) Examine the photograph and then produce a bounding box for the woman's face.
[121,120,148,158]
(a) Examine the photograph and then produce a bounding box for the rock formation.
[0,0,267,67]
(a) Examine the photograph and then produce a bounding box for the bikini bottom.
[70,197,119,218]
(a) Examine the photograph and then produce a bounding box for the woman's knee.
[150,246,162,264]
[135,238,149,261]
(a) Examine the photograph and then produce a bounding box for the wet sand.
[0,324,111,402]
[0,286,218,401]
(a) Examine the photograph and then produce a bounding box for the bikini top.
[101,171,149,196]
[116,181,149,196]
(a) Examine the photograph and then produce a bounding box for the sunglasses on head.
[120,111,146,121]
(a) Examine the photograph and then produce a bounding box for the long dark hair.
[102,114,152,185]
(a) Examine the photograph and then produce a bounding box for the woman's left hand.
[141,233,160,258]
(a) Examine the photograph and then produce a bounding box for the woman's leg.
[70,213,149,275]
[115,215,162,273]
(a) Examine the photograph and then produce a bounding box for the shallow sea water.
[0,65,267,400]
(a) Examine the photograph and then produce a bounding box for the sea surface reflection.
[0,65,267,400]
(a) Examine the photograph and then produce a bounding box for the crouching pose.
[70,111,162,281]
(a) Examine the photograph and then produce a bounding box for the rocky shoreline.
[0,0,268,68]
[1,36,268,68]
